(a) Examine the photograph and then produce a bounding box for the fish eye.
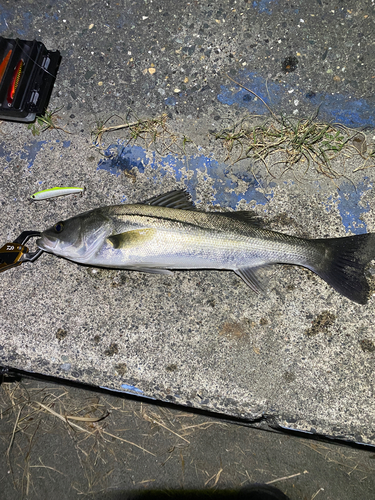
[54,222,64,233]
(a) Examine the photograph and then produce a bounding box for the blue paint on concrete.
[0,140,48,170]
[324,180,372,234]
[253,0,278,14]
[0,6,12,33]
[100,386,156,399]
[0,144,12,166]
[218,72,282,114]
[97,143,272,208]
[307,93,375,128]
[164,96,177,106]
[116,12,135,29]
[336,180,372,234]
[19,141,47,169]
[121,384,144,394]
[17,12,32,36]
[98,144,147,176]
[218,70,375,128]
[63,140,71,148]
[97,143,372,234]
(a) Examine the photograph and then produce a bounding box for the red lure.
[0,49,12,84]
[7,59,23,104]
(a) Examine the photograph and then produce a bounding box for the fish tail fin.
[310,233,375,304]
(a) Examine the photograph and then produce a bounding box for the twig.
[7,405,23,458]
[143,413,190,443]
[66,413,109,423]
[181,422,227,431]
[311,487,324,500]
[266,471,308,485]
[204,467,223,486]
[30,458,65,476]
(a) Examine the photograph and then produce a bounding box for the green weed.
[27,107,71,136]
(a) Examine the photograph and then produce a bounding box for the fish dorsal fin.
[143,189,196,210]
[217,211,264,227]
[107,228,156,249]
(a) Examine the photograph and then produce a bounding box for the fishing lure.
[7,59,23,103]
[0,49,12,84]
[30,187,85,201]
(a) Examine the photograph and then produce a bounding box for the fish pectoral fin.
[124,267,173,275]
[235,267,265,294]
[107,228,156,249]
[143,189,196,210]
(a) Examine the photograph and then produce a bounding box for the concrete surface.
[1,0,375,451]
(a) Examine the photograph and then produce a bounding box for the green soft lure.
[31,187,84,201]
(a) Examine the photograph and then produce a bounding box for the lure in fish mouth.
[37,189,375,304]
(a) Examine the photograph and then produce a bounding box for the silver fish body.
[37,190,375,304]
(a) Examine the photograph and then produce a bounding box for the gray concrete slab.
[1,0,375,446]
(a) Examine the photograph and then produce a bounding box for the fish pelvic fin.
[123,267,173,275]
[310,233,375,304]
[107,228,156,249]
[235,266,265,294]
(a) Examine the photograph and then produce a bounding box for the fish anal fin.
[143,189,196,210]
[107,228,156,249]
[235,266,265,294]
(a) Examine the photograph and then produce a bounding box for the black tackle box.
[0,37,61,122]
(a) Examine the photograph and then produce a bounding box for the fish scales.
[103,204,317,270]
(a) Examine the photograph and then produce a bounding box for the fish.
[36,189,375,304]
[31,187,85,201]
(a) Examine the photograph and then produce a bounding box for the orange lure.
[7,59,23,104]
[0,49,12,84]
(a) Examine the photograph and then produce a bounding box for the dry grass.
[91,111,195,158]
[301,441,375,477]
[0,378,228,497]
[217,74,375,182]
[0,379,153,497]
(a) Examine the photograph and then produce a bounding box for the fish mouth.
[36,235,58,251]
